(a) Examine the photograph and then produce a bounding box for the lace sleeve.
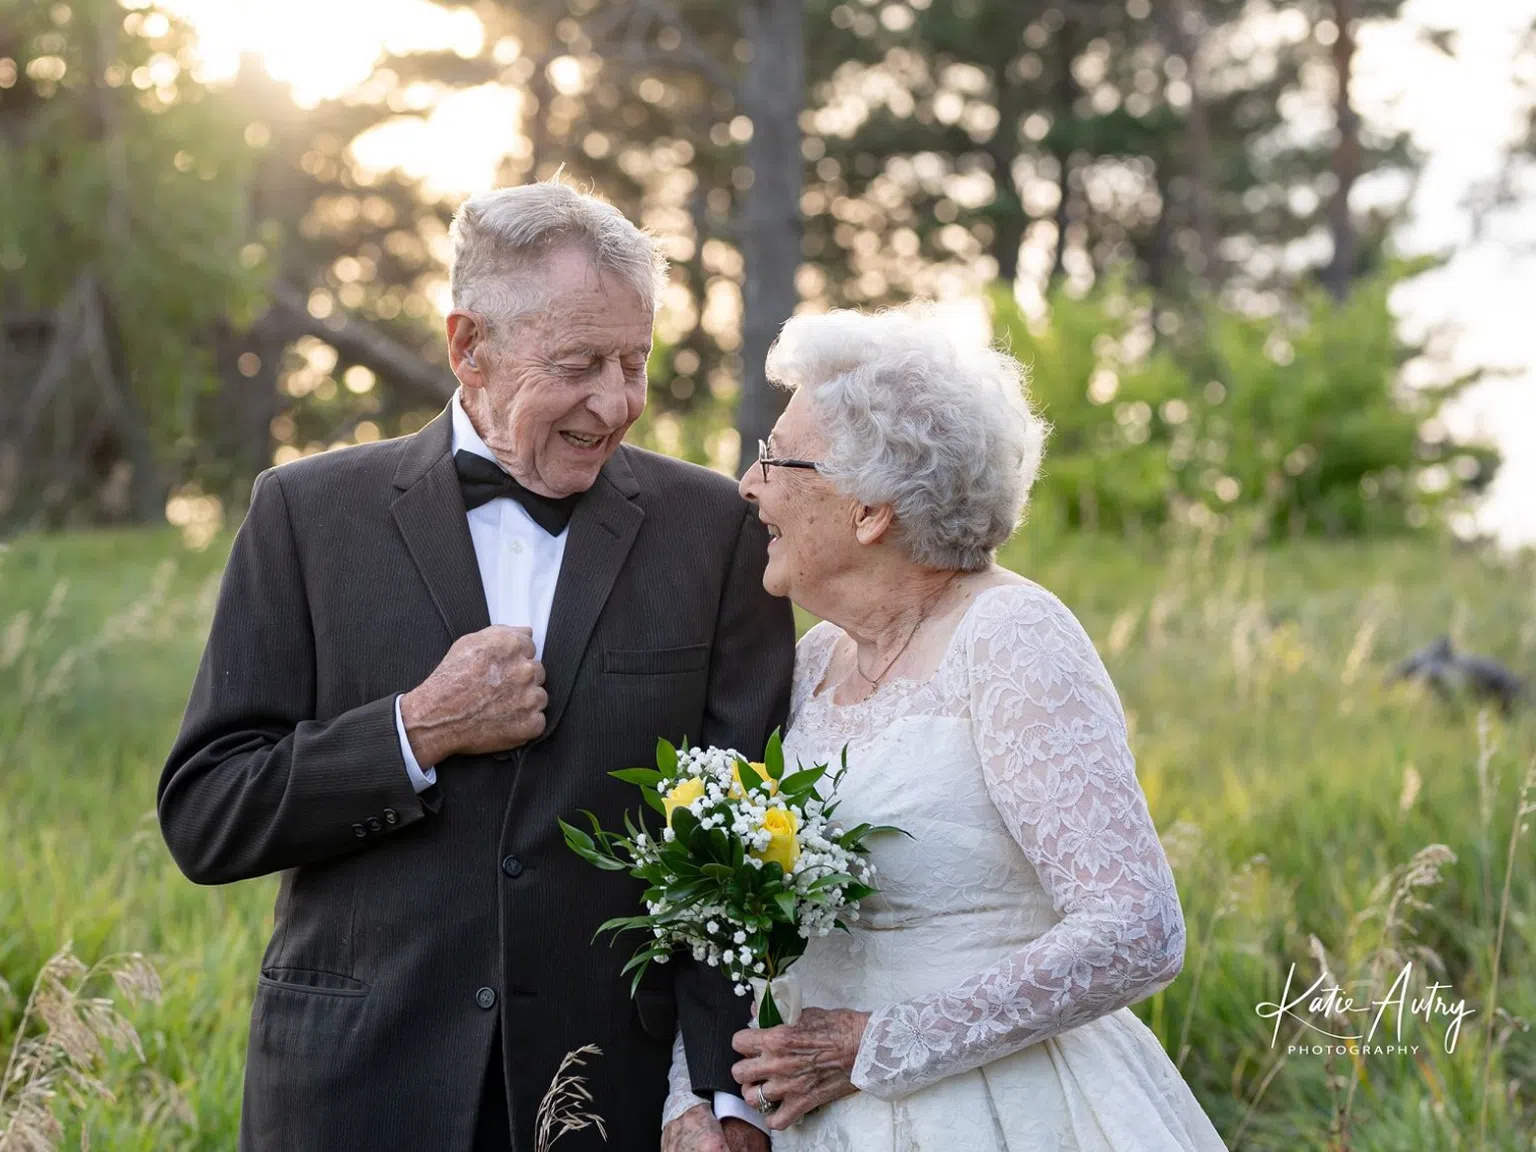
[663,1029,701,1127]
[850,584,1187,1100]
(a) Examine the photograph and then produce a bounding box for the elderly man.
[159,182,792,1152]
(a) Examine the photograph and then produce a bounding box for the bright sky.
[164,0,1535,544]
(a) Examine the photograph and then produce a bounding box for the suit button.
[352,823,367,838]
[383,808,398,825]
[475,986,497,1010]
[501,855,524,878]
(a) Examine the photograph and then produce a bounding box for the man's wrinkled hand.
[400,625,546,764]
[662,1102,729,1152]
[721,1116,769,1151]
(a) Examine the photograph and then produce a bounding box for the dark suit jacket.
[158,407,795,1151]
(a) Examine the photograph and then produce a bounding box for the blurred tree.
[477,0,808,468]
[991,263,1498,539]
[794,0,1419,310]
[0,0,259,527]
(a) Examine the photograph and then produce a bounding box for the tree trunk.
[1047,18,1083,287]
[1323,0,1360,300]
[986,46,1027,284]
[733,0,805,473]
[1163,0,1220,283]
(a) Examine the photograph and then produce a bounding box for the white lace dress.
[668,582,1225,1151]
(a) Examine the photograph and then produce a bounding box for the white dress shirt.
[394,392,567,790]
[391,393,763,1134]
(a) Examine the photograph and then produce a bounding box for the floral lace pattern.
[792,583,1186,1100]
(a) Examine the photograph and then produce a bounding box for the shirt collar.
[450,390,498,464]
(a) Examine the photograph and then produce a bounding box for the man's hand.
[722,1117,770,1151]
[663,1103,725,1152]
[661,1104,769,1152]
[399,625,546,765]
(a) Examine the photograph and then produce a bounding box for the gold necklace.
[855,575,958,689]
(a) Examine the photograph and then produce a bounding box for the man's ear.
[852,502,894,546]
[446,310,489,389]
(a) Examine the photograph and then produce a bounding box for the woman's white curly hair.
[767,304,1048,571]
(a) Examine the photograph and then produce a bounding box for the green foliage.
[991,269,1498,539]
[0,0,262,457]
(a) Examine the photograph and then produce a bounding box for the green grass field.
[1,524,1532,1149]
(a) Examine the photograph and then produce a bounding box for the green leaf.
[671,806,699,841]
[757,982,783,1028]
[764,729,784,779]
[611,767,665,788]
[641,789,666,816]
[772,891,797,920]
[558,818,594,854]
[594,915,649,938]
[656,738,679,775]
[734,758,764,794]
[621,948,664,976]
[778,766,827,796]
[629,960,653,999]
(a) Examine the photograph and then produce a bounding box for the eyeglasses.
[755,439,823,483]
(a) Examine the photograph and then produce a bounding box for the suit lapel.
[390,407,491,640]
[538,448,644,741]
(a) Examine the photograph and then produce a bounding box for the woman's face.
[738,388,852,602]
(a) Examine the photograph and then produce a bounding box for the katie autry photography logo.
[1256,959,1477,1057]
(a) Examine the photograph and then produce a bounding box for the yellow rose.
[730,761,778,799]
[753,806,800,873]
[662,777,706,826]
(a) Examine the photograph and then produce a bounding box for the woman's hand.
[730,1007,871,1130]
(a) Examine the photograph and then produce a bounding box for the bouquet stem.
[749,973,802,1029]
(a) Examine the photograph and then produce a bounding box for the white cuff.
[715,1090,768,1133]
[394,694,437,792]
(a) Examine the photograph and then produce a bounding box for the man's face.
[462,247,652,498]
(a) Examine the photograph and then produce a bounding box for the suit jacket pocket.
[259,966,371,997]
[603,644,710,677]
[634,988,678,1042]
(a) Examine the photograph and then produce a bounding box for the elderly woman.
[667,305,1225,1151]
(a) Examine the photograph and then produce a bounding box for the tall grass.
[1,524,1532,1148]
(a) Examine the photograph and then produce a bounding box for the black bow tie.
[454,450,581,535]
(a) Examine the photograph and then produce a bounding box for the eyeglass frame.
[755,438,824,483]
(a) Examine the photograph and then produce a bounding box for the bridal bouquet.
[560,732,898,1027]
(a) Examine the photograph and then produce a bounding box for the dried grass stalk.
[534,1045,607,1152]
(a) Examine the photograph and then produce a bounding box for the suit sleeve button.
[475,987,498,1010]
[352,823,367,838]
[367,817,382,832]
[383,808,398,824]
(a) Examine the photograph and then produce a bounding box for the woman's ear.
[852,503,894,546]
[446,310,488,388]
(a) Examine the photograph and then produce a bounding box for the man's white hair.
[448,179,667,336]
[767,303,1049,571]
